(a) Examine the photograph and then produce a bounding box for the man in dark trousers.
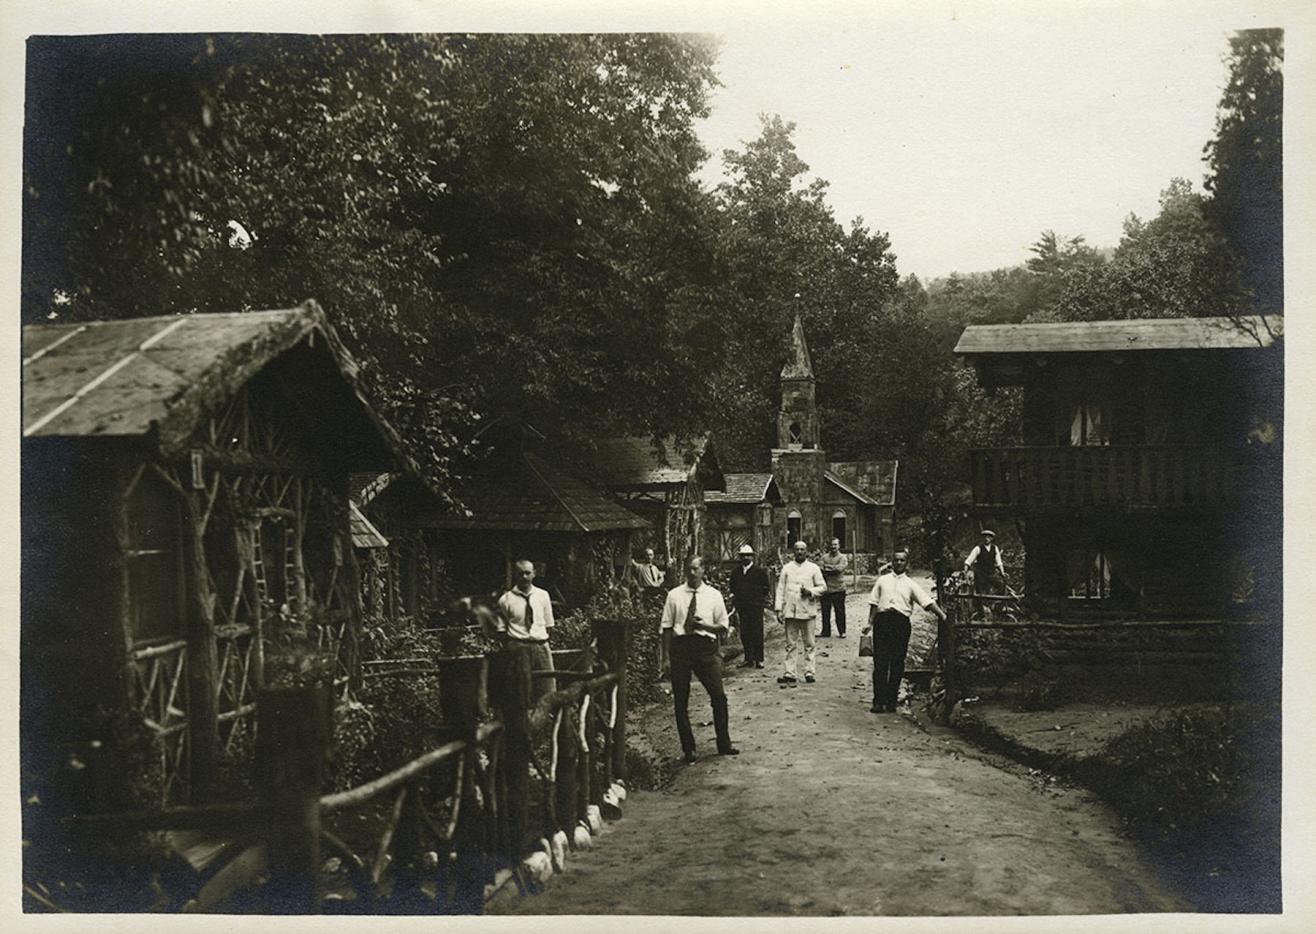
[963,528,1007,595]
[729,543,770,668]
[818,537,849,638]
[660,555,740,762]
[862,548,946,713]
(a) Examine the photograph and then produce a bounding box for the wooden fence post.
[489,646,533,861]
[255,683,330,913]
[592,619,629,783]
[436,658,491,914]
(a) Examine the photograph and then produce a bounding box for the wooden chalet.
[954,315,1283,621]
[703,473,783,564]
[591,434,725,573]
[361,430,650,611]
[22,302,416,804]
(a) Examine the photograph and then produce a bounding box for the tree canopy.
[22,34,723,489]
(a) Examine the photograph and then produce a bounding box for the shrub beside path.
[489,585,1189,916]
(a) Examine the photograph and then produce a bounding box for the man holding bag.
[862,548,946,713]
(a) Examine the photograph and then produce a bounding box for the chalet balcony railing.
[969,445,1244,510]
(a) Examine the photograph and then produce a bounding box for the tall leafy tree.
[1040,179,1250,322]
[1204,28,1283,314]
[704,115,901,468]
[22,34,723,486]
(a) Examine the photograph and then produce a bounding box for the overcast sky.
[691,4,1276,281]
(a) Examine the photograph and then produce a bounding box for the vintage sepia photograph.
[12,1,1300,924]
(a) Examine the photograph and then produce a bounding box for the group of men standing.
[495,537,955,764]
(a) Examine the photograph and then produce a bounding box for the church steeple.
[777,314,820,450]
[780,313,815,381]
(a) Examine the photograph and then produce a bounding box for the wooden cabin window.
[124,473,185,643]
[831,510,847,546]
[1067,550,1111,601]
[787,509,802,547]
[1068,401,1110,446]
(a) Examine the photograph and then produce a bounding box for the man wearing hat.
[963,529,1007,596]
[729,543,770,668]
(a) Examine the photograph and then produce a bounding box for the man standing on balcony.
[660,555,739,762]
[963,529,1007,596]
[498,559,556,703]
[775,540,827,684]
[864,548,947,713]
[819,537,849,638]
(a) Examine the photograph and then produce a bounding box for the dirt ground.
[489,584,1189,916]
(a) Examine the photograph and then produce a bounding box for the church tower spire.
[777,313,820,450]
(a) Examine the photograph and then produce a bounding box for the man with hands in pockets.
[775,540,827,685]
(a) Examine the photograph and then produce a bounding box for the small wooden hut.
[703,473,783,565]
[362,427,650,611]
[22,302,416,804]
[591,434,725,574]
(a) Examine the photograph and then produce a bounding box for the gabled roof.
[705,473,783,506]
[954,316,1282,356]
[826,461,898,507]
[417,450,649,534]
[592,434,724,491]
[780,313,815,380]
[349,502,390,549]
[22,302,418,474]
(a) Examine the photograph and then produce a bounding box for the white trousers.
[782,617,817,678]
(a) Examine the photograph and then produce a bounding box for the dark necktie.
[520,591,534,633]
[685,587,699,635]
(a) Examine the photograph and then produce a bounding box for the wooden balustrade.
[67,619,632,914]
[969,445,1242,510]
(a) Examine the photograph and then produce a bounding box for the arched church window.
[787,509,802,546]
[789,422,803,445]
[832,510,847,546]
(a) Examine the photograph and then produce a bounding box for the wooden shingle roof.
[826,461,898,507]
[419,451,649,534]
[705,473,782,506]
[349,502,390,549]
[954,316,1282,356]
[592,434,723,491]
[22,302,417,474]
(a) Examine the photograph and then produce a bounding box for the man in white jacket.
[775,541,827,684]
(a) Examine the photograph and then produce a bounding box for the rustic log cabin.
[591,434,725,574]
[703,473,784,565]
[358,425,650,613]
[954,315,1283,622]
[22,302,417,805]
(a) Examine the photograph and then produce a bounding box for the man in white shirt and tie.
[862,548,946,713]
[660,555,740,763]
[775,540,827,684]
[497,559,556,703]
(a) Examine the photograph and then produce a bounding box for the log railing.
[969,445,1242,510]
[63,619,632,914]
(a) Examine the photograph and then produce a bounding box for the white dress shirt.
[498,585,555,642]
[868,572,934,618]
[660,583,730,641]
[964,544,1006,575]
[775,559,827,620]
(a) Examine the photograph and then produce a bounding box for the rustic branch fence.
[67,619,632,914]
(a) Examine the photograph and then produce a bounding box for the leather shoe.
[804,675,816,683]
[717,746,741,756]
[683,750,697,763]
[737,661,754,668]
[777,675,796,684]
[755,661,765,669]
[870,704,883,714]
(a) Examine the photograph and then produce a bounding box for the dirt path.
[489,587,1188,916]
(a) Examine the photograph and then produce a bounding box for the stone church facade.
[770,315,897,558]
